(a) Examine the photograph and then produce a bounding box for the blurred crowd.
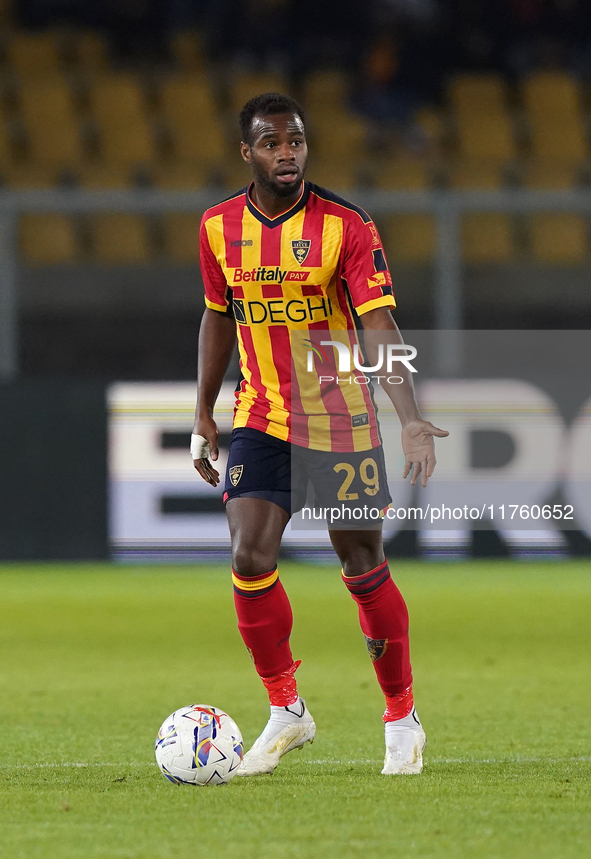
[13,1,591,133]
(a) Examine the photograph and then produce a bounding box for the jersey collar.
[245,181,310,228]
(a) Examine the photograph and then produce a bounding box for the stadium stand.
[378,161,436,263]
[449,162,515,263]
[524,161,588,264]
[2,15,590,267]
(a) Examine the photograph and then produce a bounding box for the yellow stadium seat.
[373,159,434,262]
[522,72,587,163]
[91,214,152,264]
[449,74,509,116]
[448,161,514,262]
[159,75,225,165]
[0,107,14,168]
[170,30,205,71]
[77,163,152,263]
[304,71,348,111]
[307,158,357,190]
[89,75,155,167]
[2,163,60,188]
[152,161,210,189]
[308,109,368,160]
[75,31,110,73]
[414,107,444,149]
[449,74,516,163]
[382,216,435,263]
[19,214,78,265]
[375,160,429,191]
[229,73,288,115]
[162,213,201,263]
[19,76,82,167]
[523,160,587,263]
[222,159,252,190]
[7,31,63,77]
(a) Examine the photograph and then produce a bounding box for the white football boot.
[381,708,426,775]
[236,698,316,777]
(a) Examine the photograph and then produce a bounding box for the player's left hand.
[401,419,449,487]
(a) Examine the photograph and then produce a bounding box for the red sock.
[232,568,299,705]
[342,561,413,717]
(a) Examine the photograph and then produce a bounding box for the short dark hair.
[239,92,305,146]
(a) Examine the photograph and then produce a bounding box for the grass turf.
[0,560,589,858]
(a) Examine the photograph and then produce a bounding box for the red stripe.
[260,223,282,266]
[239,326,270,433]
[223,207,244,268]
[268,325,297,441]
[302,199,324,267]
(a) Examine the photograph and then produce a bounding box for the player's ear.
[240,141,252,163]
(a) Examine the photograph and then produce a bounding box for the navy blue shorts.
[223,427,392,523]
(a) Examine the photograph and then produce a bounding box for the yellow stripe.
[232,569,278,591]
[204,297,227,312]
[355,295,396,316]
[204,213,225,264]
[279,208,307,270]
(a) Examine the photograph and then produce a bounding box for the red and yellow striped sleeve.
[199,213,231,312]
[341,218,396,316]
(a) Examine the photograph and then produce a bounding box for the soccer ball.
[155,705,244,786]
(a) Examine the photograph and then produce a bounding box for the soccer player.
[192,92,448,776]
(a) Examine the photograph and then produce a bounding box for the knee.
[337,539,384,577]
[232,540,278,577]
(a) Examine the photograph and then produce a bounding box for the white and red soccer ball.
[155,705,243,786]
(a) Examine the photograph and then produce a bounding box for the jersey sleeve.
[341,217,396,316]
[199,215,231,312]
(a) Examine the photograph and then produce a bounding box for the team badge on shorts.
[291,239,311,265]
[229,465,243,486]
[364,635,388,661]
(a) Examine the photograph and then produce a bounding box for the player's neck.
[249,181,303,219]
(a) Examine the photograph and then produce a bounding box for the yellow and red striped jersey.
[200,181,395,452]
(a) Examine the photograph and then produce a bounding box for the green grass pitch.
[0,560,590,859]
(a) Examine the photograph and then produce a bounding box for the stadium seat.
[1,163,61,188]
[449,74,516,163]
[170,30,205,71]
[449,162,515,263]
[524,161,587,263]
[229,73,288,115]
[19,77,83,167]
[375,160,430,191]
[78,164,152,264]
[304,71,348,111]
[307,160,357,190]
[308,109,368,162]
[74,31,110,73]
[6,31,63,77]
[19,214,79,265]
[382,214,435,263]
[90,213,152,264]
[377,160,435,263]
[159,75,225,167]
[0,106,13,169]
[88,74,155,168]
[151,161,210,189]
[522,72,587,163]
[162,213,201,263]
[222,159,252,190]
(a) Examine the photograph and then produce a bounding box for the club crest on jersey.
[364,635,388,661]
[291,239,311,265]
[229,465,243,487]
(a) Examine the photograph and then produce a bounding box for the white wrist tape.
[191,433,210,460]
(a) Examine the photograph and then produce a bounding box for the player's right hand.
[192,417,220,486]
